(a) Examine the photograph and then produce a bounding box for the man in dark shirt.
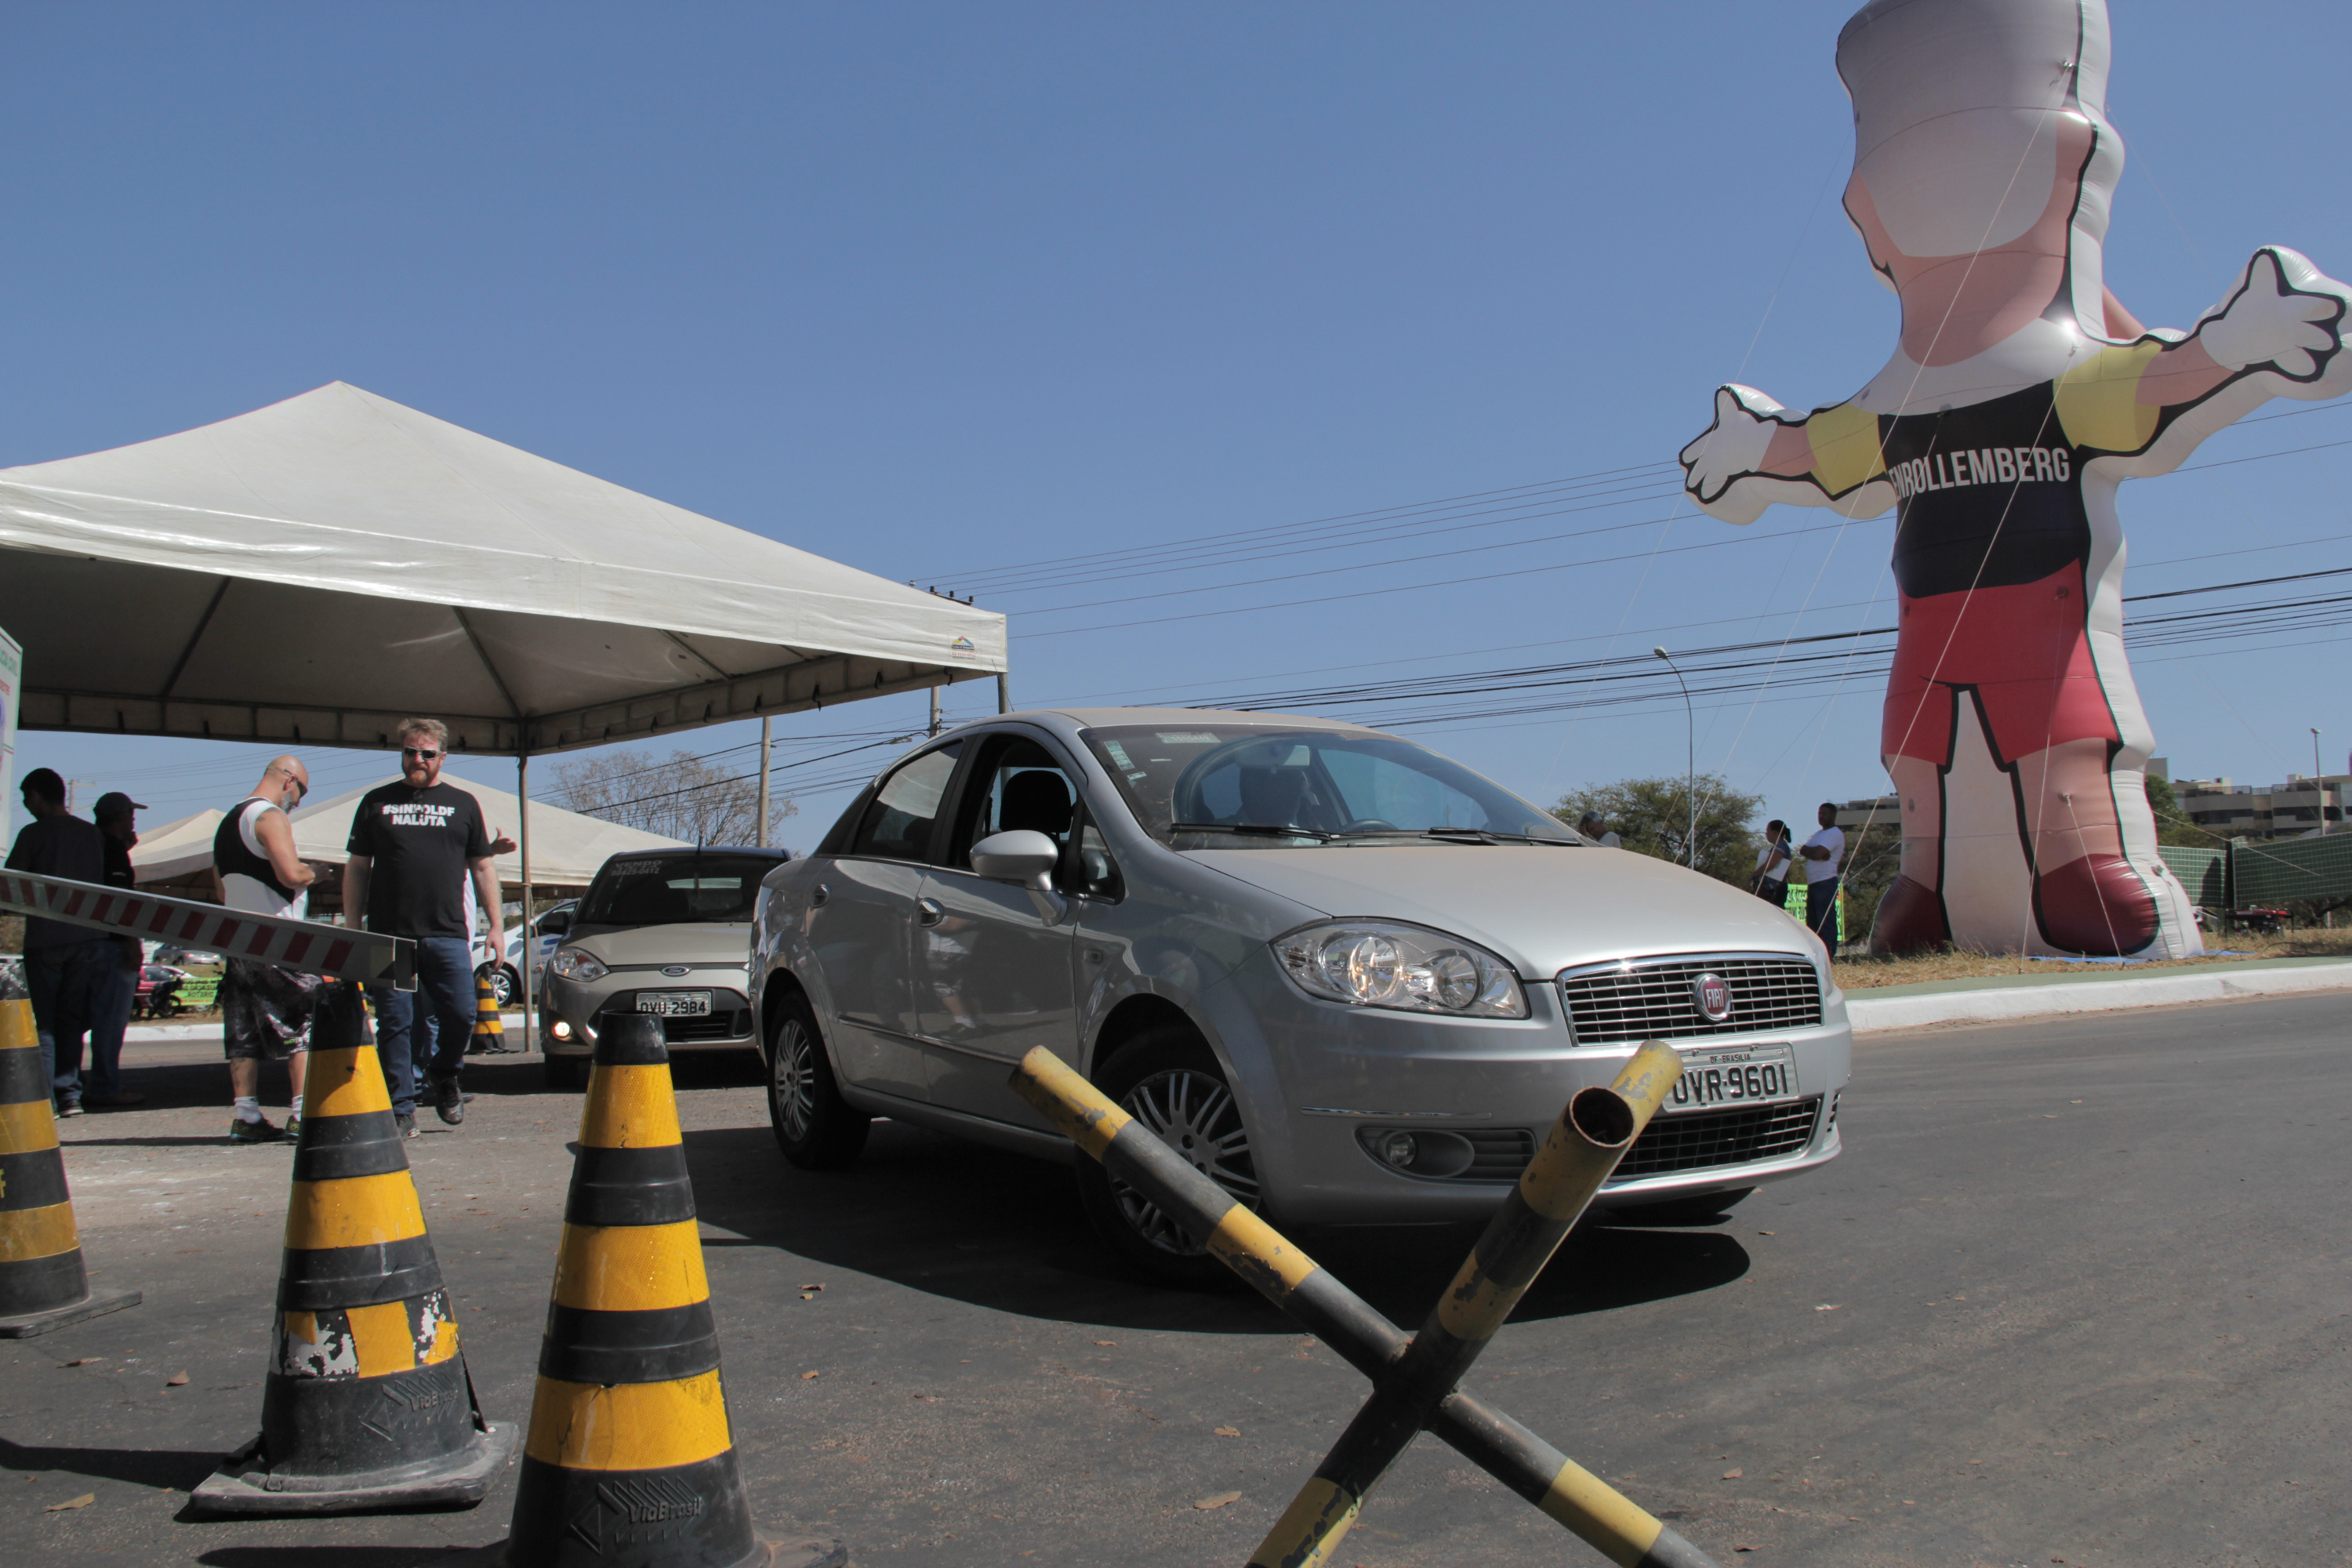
[4,768,111,1116]
[345,719,499,1135]
[74,792,149,1109]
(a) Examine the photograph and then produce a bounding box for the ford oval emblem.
[661,964,690,978]
[1692,972,1733,1023]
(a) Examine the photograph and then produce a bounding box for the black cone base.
[191,1418,519,1516]
[0,1285,141,1339]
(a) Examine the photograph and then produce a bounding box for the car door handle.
[810,884,830,907]
[916,898,945,927]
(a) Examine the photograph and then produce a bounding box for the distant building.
[1831,796,1900,833]
[2175,775,2346,842]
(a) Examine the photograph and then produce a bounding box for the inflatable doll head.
[1837,0,2124,358]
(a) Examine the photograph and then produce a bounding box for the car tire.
[1075,1025,1258,1291]
[1602,1187,1754,1227]
[542,1054,587,1091]
[766,989,869,1170]
[492,965,521,1008]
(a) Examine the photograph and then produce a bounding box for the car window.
[576,854,778,925]
[1080,724,1574,849]
[849,742,964,861]
[949,735,1077,868]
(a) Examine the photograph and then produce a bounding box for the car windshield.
[575,854,773,926]
[1081,724,1577,849]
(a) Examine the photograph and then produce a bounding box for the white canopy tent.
[0,382,1006,1036]
[126,808,227,886]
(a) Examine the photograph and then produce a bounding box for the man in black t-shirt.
[345,718,499,1134]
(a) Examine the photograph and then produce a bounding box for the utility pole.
[2314,728,2327,835]
[928,684,942,738]
[755,714,772,848]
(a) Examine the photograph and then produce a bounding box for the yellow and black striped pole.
[495,1012,842,1568]
[1011,1044,1725,1568]
[1251,1042,1682,1567]
[0,974,140,1338]
[194,983,517,1513]
[470,971,507,1054]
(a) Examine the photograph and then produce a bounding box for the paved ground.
[5,989,2348,1567]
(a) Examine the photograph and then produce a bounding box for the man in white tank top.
[209,756,318,1144]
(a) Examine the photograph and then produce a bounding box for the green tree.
[1553,774,1762,886]
[2143,773,2209,848]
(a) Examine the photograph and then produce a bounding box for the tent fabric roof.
[128,808,226,885]
[292,776,688,889]
[0,382,1004,756]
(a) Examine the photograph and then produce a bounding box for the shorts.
[1881,565,2118,767]
[222,959,321,1062]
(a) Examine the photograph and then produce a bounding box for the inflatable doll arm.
[1681,387,1891,524]
[2194,248,2347,382]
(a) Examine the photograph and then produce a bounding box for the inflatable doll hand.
[1679,385,1784,506]
[2197,249,2347,379]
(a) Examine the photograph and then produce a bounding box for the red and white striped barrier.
[0,872,414,990]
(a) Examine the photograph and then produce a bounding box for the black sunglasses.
[401,746,443,760]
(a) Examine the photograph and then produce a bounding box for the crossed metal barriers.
[1012,1040,1723,1568]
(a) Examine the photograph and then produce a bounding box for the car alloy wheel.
[771,1016,818,1142]
[1111,1064,1258,1256]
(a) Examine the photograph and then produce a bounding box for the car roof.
[978,706,1381,734]
[597,845,791,861]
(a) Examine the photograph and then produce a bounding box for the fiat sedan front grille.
[1558,953,1822,1044]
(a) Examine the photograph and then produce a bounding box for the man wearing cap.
[74,792,151,1109]
[3,768,111,1116]
[212,757,318,1143]
[1576,811,1622,848]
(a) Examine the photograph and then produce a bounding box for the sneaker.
[56,1099,84,1118]
[285,1115,303,1141]
[434,1077,465,1126]
[229,1116,288,1144]
[395,1112,419,1139]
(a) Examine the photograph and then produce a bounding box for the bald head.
[253,755,310,811]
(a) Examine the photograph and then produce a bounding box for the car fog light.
[550,1019,572,1041]
[1378,1131,1418,1168]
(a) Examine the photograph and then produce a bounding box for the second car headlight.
[548,947,608,984]
[1272,921,1527,1018]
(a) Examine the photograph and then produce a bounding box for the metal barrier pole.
[1011,1046,1723,1568]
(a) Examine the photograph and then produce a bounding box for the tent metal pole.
[996,672,1011,715]
[756,715,771,848]
[517,746,535,1054]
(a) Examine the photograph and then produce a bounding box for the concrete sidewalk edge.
[1846,960,2352,1033]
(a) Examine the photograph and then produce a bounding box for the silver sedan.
[750,708,1849,1285]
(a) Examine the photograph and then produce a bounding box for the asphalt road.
[5,989,2347,1568]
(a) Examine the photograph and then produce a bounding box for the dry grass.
[1831,925,2352,990]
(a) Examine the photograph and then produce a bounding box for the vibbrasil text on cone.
[0,971,140,1337]
[490,1011,843,1568]
[194,982,517,1512]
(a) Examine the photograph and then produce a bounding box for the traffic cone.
[0,978,140,1338]
[470,971,509,1055]
[194,982,517,1513]
[492,1013,843,1568]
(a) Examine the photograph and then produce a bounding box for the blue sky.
[8,2,2350,848]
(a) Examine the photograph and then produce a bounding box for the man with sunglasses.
[212,757,318,1142]
[343,720,498,1137]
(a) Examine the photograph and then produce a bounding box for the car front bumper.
[1189,957,1853,1228]
[541,969,758,1058]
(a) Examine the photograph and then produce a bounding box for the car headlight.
[1272,921,1527,1018]
[549,948,608,983]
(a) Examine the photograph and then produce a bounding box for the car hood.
[565,922,754,969]
[1184,844,1815,976]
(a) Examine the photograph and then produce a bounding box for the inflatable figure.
[1679,0,2352,956]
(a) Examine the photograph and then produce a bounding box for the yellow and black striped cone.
[470,971,509,1054]
[194,982,518,1513]
[493,1013,842,1568]
[0,975,140,1338]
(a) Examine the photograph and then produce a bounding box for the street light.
[1654,646,1696,866]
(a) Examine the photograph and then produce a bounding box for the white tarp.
[0,382,1005,755]
[291,776,687,890]
[127,808,227,885]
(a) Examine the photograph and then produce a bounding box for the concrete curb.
[1846,960,2352,1033]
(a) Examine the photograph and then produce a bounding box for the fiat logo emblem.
[1692,972,1733,1023]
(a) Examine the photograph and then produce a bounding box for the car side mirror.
[971,829,1060,892]
[540,910,572,935]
